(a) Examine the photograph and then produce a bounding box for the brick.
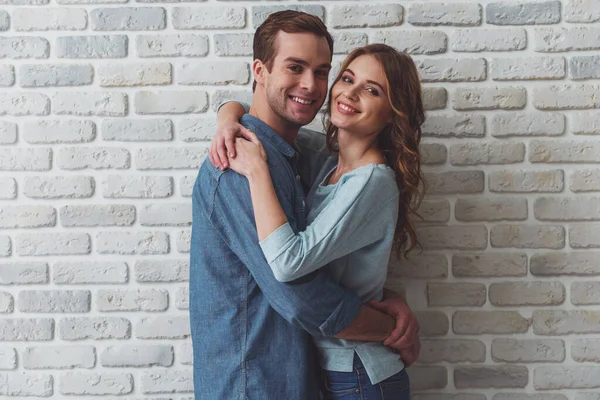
[135,260,189,282]
[454,87,526,110]
[331,4,403,28]
[417,226,487,250]
[24,120,95,143]
[406,366,448,391]
[0,11,7,31]
[211,90,253,112]
[0,65,14,87]
[17,232,90,256]
[0,292,13,312]
[491,112,564,137]
[487,1,561,25]
[136,147,208,170]
[91,7,165,30]
[179,118,216,142]
[252,5,321,28]
[141,369,193,394]
[175,286,188,310]
[422,114,485,138]
[455,366,528,388]
[102,175,172,198]
[0,236,9,257]
[0,319,53,341]
[534,85,600,109]
[453,311,530,334]
[534,310,600,335]
[388,253,447,280]
[420,143,447,165]
[0,205,56,229]
[0,93,50,115]
[535,197,600,221]
[576,394,600,400]
[60,205,135,227]
[572,282,600,305]
[60,372,133,395]
[571,170,600,192]
[331,32,368,54]
[173,6,245,29]
[97,231,169,255]
[490,282,565,306]
[422,87,448,110]
[0,262,48,284]
[415,396,486,400]
[491,224,564,249]
[372,30,447,55]
[453,28,526,52]
[564,0,600,22]
[23,346,95,369]
[53,261,128,284]
[136,316,190,339]
[0,372,52,396]
[535,27,600,52]
[0,122,17,145]
[532,139,600,163]
[53,92,127,116]
[180,176,195,197]
[137,34,208,57]
[490,170,564,193]
[214,33,252,56]
[571,112,600,135]
[99,63,171,87]
[25,176,94,199]
[492,339,565,363]
[531,252,600,276]
[416,199,450,223]
[455,198,527,222]
[19,290,90,312]
[419,339,485,364]
[102,119,172,141]
[570,55,600,79]
[14,8,87,31]
[0,148,51,171]
[427,283,486,307]
[571,225,600,248]
[534,366,600,389]
[417,58,486,82]
[58,147,130,170]
[100,345,173,367]
[140,203,191,227]
[59,317,130,340]
[425,171,484,194]
[176,230,191,253]
[491,56,565,80]
[0,37,49,58]
[415,311,449,337]
[408,3,481,26]
[177,341,193,365]
[57,35,127,58]
[135,91,207,114]
[97,289,168,312]
[572,338,600,362]
[450,142,525,165]
[178,61,249,85]
[58,0,126,3]
[0,347,17,369]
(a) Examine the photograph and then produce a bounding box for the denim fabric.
[189,114,362,400]
[321,355,410,400]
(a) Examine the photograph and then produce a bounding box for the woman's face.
[329,54,393,137]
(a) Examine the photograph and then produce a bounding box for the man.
[190,11,419,399]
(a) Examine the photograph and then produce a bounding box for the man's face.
[260,31,331,129]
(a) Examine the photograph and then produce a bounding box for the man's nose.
[299,71,316,92]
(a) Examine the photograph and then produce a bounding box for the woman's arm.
[210,101,253,169]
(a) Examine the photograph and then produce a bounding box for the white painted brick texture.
[0,0,597,397]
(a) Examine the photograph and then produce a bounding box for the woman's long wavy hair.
[324,44,426,257]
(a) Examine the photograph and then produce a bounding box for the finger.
[369,300,388,313]
[383,314,410,347]
[225,138,236,159]
[242,128,260,144]
[387,318,419,349]
[209,143,220,168]
[217,140,229,169]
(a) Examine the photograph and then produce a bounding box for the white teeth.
[292,96,312,105]
[339,103,356,113]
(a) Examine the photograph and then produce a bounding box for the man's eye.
[289,65,302,73]
[316,70,329,77]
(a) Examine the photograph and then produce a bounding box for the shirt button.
[295,175,301,181]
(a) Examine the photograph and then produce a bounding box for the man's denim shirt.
[190,114,362,400]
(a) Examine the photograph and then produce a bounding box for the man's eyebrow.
[345,68,386,93]
[283,57,331,70]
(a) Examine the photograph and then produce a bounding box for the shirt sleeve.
[217,100,251,113]
[259,168,399,282]
[208,167,362,338]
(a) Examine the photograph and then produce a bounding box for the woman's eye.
[367,87,379,96]
[342,76,352,83]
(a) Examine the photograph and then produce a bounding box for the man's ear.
[252,59,266,87]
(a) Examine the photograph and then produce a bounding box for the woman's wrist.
[246,160,269,183]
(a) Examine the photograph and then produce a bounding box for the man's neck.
[248,97,299,145]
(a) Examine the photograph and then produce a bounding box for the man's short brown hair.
[252,10,334,91]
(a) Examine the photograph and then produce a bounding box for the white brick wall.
[0,0,598,398]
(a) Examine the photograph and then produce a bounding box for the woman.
[211,44,425,400]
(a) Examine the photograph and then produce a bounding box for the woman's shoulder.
[340,164,399,198]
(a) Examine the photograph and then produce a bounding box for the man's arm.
[209,167,396,341]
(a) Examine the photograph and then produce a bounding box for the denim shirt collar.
[240,114,297,158]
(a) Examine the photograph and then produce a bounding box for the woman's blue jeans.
[320,355,410,400]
